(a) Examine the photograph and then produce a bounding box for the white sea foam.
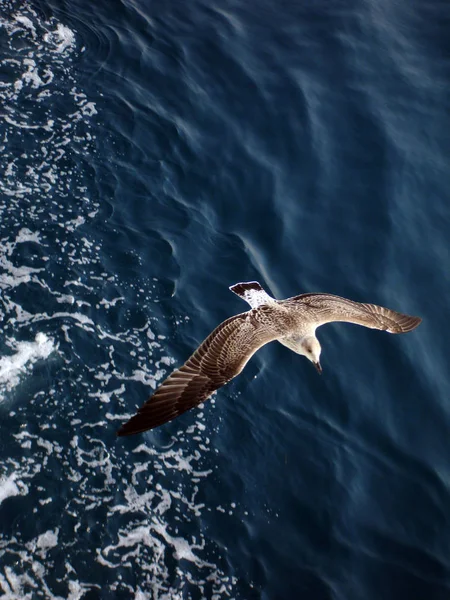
[15,228,42,244]
[0,4,237,598]
[14,15,36,36]
[0,334,55,396]
[0,474,22,505]
[34,529,59,557]
[44,23,75,53]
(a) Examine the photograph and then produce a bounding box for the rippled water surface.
[0,0,449,598]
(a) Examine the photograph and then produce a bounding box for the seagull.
[117,281,421,436]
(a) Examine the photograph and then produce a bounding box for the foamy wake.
[0,333,55,397]
[0,2,238,598]
[0,473,26,505]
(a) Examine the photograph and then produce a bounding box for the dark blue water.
[0,0,449,597]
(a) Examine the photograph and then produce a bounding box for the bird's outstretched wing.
[290,293,421,333]
[117,307,282,436]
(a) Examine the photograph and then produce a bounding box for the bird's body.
[117,281,421,437]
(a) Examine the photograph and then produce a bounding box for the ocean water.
[0,0,449,598]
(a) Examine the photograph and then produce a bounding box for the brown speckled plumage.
[117,306,288,436]
[282,293,422,334]
[117,282,421,436]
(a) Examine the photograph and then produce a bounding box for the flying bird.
[117,281,421,436]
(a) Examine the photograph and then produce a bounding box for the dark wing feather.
[290,293,421,333]
[117,309,281,436]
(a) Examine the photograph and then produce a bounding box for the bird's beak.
[314,361,322,375]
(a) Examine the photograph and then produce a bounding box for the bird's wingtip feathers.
[402,315,422,333]
[409,315,422,330]
[388,314,422,334]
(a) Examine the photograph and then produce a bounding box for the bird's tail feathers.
[229,281,276,308]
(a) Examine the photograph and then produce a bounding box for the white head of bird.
[300,335,322,373]
[283,334,322,373]
[279,334,322,373]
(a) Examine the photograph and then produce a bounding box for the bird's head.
[299,335,322,374]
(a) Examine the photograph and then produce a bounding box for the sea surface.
[0,0,449,598]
